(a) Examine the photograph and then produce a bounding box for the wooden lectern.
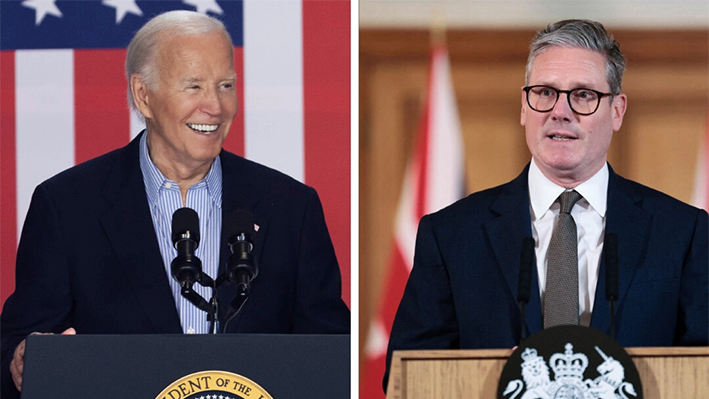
[386,347,709,399]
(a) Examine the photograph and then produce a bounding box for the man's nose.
[200,89,223,115]
[550,92,574,121]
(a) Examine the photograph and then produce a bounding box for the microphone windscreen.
[172,207,200,244]
[604,234,619,300]
[224,210,256,239]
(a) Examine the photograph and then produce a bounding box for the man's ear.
[130,74,152,119]
[611,93,627,132]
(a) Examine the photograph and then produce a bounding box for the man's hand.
[9,327,76,392]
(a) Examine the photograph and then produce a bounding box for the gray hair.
[525,19,626,95]
[125,10,233,115]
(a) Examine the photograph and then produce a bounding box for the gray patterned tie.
[544,190,582,328]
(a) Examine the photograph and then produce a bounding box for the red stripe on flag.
[302,0,350,305]
[74,49,130,163]
[1,51,17,304]
[361,352,387,398]
[359,246,410,398]
[222,47,245,156]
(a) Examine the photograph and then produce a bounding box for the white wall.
[360,0,709,29]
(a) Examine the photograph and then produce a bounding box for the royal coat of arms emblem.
[502,343,638,399]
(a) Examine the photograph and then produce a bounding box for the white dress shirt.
[528,159,608,326]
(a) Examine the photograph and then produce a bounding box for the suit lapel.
[99,133,182,333]
[590,167,652,333]
[483,166,543,336]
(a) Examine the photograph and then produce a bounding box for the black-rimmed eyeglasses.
[523,85,615,116]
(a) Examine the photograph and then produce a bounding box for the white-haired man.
[1,11,349,397]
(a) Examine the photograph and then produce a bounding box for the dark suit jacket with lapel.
[1,133,349,397]
[384,163,708,389]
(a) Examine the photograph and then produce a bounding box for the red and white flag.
[691,123,708,210]
[361,45,465,398]
[0,0,350,307]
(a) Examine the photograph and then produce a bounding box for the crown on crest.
[550,343,588,380]
[521,348,539,363]
[520,347,547,373]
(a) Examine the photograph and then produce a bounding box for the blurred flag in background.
[361,44,465,398]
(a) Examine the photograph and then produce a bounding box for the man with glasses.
[384,19,707,390]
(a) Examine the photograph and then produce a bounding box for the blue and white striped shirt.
[139,133,222,334]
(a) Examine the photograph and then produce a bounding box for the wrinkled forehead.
[158,29,232,54]
[155,31,235,71]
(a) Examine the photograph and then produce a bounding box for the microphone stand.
[215,272,251,333]
[605,234,619,340]
[208,282,219,335]
[177,273,219,334]
[517,237,535,343]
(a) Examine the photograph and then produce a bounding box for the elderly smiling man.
[384,19,707,391]
[1,10,349,398]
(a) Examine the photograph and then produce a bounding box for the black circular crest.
[498,325,642,399]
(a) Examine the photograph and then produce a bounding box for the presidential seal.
[155,370,274,399]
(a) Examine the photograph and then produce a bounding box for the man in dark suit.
[385,19,707,390]
[1,10,349,397]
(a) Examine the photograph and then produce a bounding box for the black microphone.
[171,207,202,288]
[518,237,535,342]
[219,210,258,332]
[171,208,217,333]
[604,233,619,338]
[224,210,258,298]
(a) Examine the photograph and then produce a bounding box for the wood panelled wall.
[359,28,708,371]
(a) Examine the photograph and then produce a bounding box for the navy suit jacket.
[1,133,349,397]
[385,164,707,389]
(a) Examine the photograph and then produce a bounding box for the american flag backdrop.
[0,0,351,307]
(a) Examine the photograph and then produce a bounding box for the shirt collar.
[204,153,222,206]
[139,132,222,207]
[528,158,608,219]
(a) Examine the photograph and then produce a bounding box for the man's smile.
[187,123,219,134]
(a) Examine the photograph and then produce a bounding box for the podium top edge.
[392,346,709,360]
[625,346,709,357]
[25,333,351,339]
[392,348,514,360]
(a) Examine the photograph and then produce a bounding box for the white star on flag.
[183,0,223,15]
[21,0,63,25]
[102,0,143,24]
